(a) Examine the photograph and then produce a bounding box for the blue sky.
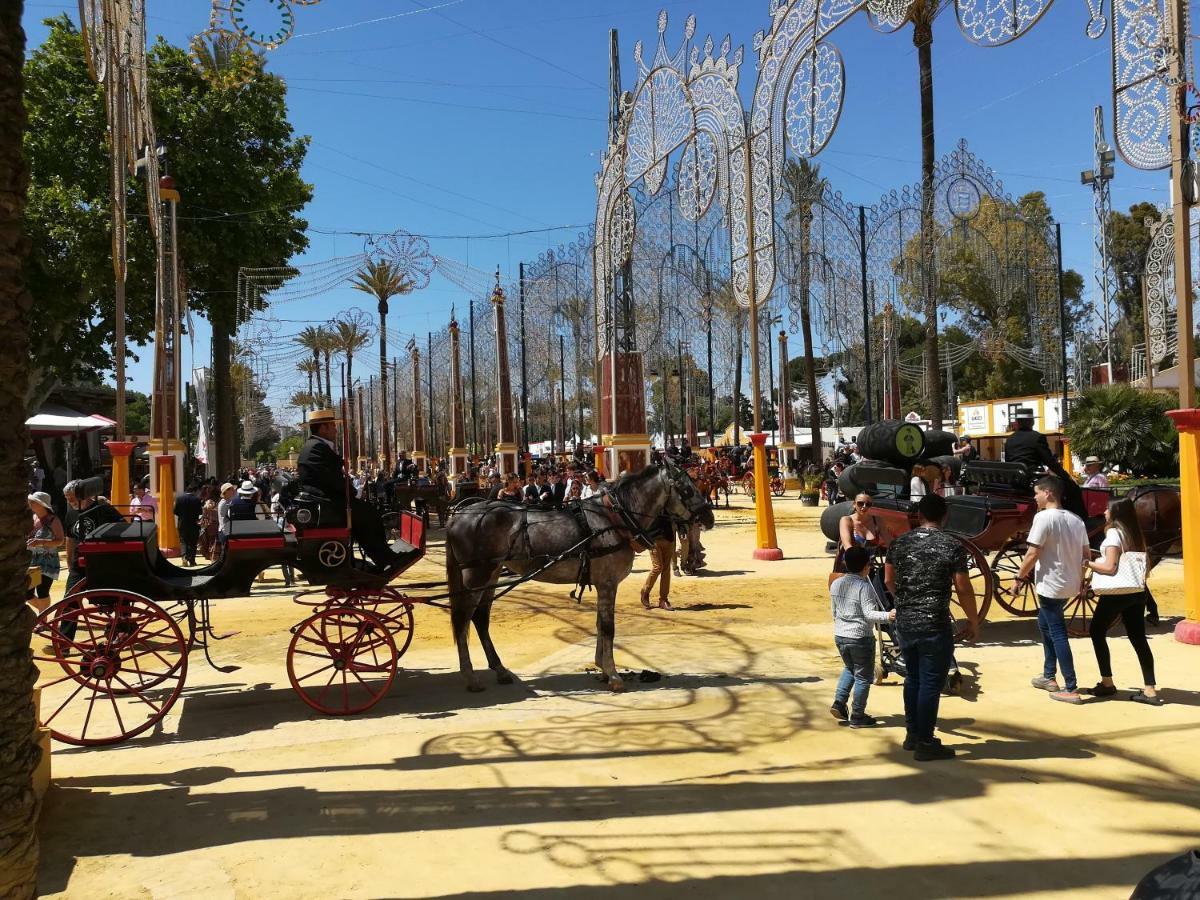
[22,0,1167,410]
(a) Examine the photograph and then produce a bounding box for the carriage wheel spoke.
[111,674,163,715]
[42,680,87,726]
[107,688,127,734]
[295,662,336,683]
[80,686,100,740]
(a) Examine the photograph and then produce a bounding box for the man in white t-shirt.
[1015,475,1090,704]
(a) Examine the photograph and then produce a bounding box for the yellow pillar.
[749,433,783,561]
[155,454,181,557]
[593,445,606,478]
[1061,438,1073,476]
[1167,410,1200,642]
[105,440,136,514]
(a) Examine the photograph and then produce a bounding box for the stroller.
[867,549,962,694]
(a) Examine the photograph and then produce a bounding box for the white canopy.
[26,404,116,435]
[1132,361,1200,390]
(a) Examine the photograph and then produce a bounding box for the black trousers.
[178,525,199,563]
[1090,591,1156,686]
[350,496,392,565]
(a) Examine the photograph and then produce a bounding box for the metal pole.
[1055,223,1070,425]
[469,300,478,456]
[858,206,874,425]
[706,298,715,448]
[427,331,435,465]
[765,313,774,441]
[560,332,567,453]
[519,261,529,454]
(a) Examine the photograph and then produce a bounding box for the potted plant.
[800,474,822,506]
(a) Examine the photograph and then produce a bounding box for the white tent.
[26,404,116,436]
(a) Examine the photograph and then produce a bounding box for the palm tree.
[782,157,828,463]
[351,260,415,469]
[316,326,335,405]
[905,0,951,429]
[295,326,327,404]
[331,309,374,455]
[296,358,320,411]
[0,3,42,894]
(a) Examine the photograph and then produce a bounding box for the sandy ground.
[35,496,1200,899]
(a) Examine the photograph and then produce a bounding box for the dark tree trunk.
[323,351,332,406]
[211,318,237,476]
[916,17,943,429]
[733,311,744,445]
[799,223,823,462]
[0,4,42,895]
[377,301,391,469]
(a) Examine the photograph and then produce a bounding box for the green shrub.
[1064,385,1179,477]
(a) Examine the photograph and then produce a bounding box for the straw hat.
[237,480,257,498]
[1083,456,1102,466]
[307,408,341,426]
[28,491,53,510]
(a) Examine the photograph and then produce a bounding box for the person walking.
[830,545,895,728]
[1085,497,1160,704]
[640,519,676,611]
[885,494,980,760]
[27,491,64,603]
[1014,475,1091,705]
[198,497,219,560]
[174,482,203,566]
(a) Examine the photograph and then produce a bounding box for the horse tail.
[445,530,464,611]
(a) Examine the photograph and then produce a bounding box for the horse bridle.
[600,470,700,550]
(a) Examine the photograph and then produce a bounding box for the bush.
[275,435,304,459]
[1064,385,1179,477]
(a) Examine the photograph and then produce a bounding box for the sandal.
[1130,691,1164,706]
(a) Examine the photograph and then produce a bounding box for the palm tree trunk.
[916,15,943,429]
[0,5,42,895]
[733,311,744,446]
[323,351,332,406]
[345,353,355,456]
[377,302,391,469]
[799,223,823,462]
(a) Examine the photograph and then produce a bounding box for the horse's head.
[657,461,715,530]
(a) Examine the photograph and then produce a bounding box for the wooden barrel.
[922,429,958,459]
[856,420,925,467]
[837,460,909,499]
[821,500,855,542]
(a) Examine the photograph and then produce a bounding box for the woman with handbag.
[1086,497,1160,705]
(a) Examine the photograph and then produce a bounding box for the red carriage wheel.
[1065,586,1097,638]
[952,537,992,640]
[742,473,756,500]
[991,542,1039,617]
[32,590,189,746]
[287,607,397,715]
[771,477,786,497]
[371,600,416,658]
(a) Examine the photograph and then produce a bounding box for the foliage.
[125,391,151,435]
[22,16,310,458]
[351,259,415,315]
[1064,385,1179,477]
[275,434,304,458]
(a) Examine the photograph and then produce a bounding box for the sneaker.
[830,700,849,721]
[903,734,941,752]
[1050,690,1083,705]
[1084,682,1118,697]
[1031,676,1060,692]
[914,741,956,761]
[849,714,877,729]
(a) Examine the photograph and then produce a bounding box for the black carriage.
[32,509,427,746]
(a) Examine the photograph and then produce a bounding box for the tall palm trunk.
[732,311,744,445]
[377,300,391,468]
[0,4,42,895]
[915,13,943,429]
[345,352,356,455]
[799,223,822,462]
[323,350,332,407]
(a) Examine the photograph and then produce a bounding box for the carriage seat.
[943,494,1018,539]
[228,519,287,539]
[88,520,156,543]
[960,460,1031,492]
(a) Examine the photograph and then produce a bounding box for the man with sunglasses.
[885,494,980,761]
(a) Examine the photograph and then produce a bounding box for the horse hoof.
[608,677,626,693]
[466,680,486,693]
[496,670,514,685]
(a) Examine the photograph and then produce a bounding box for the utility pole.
[519,262,529,454]
[469,299,478,456]
[858,206,874,425]
[1081,105,1116,381]
[427,331,435,465]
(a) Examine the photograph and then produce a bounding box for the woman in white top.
[1085,497,1159,704]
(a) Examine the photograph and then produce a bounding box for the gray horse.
[444,463,715,692]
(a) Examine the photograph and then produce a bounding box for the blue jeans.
[898,628,954,743]
[834,636,875,717]
[1037,595,1077,692]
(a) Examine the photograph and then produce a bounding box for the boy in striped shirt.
[830,545,895,728]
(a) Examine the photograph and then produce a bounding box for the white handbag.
[1092,550,1148,595]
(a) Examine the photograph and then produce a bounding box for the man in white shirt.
[1082,456,1109,489]
[1015,475,1090,704]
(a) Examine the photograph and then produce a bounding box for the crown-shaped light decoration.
[689,32,744,83]
[633,10,696,84]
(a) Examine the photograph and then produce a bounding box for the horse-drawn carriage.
[32,505,427,746]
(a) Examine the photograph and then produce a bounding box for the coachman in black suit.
[297,409,397,567]
[1004,410,1086,519]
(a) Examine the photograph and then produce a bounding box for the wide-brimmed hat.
[237,480,257,498]
[307,408,341,426]
[1014,408,1035,420]
[219,482,236,495]
[28,491,52,510]
[1083,455,1102,466]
